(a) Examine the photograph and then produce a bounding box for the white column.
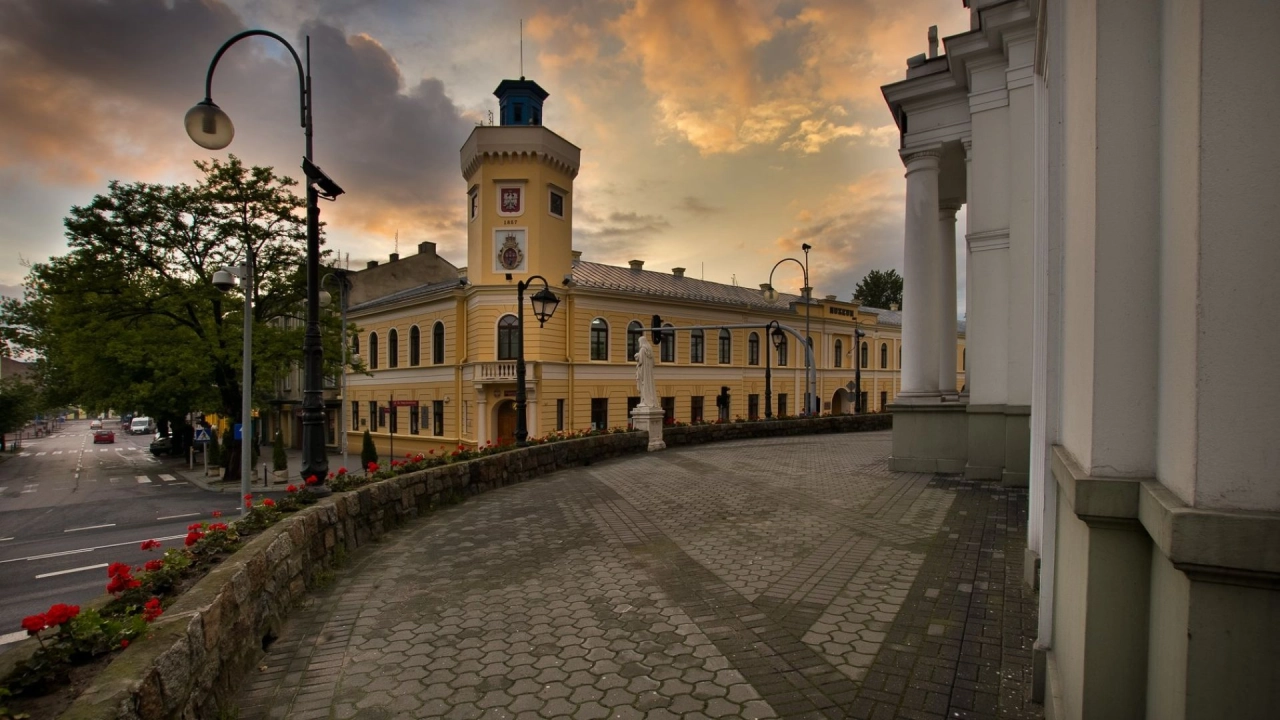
[898,146,943,399]
[474,385,487,445]
[938,201,961,395]
[960,139,973,399]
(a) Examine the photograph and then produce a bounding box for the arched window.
[388,329,399,368]
[690,329,704,364]
[748,332,760,366]
[627,321,643,361]
[590,318,609,361]
[860,341,869,369]
[776,334,788,366]
[718,329,732,364]
[433,322,445,364]
[834,339,843,368]
[881,343,888,369]
[497,315,519,360]
[368,332,379,369]
[409,326,421,366]
[660,323,675,363]
[352,333,360,358]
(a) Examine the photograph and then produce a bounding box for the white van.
[130,417,155,435]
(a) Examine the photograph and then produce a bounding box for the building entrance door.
[495,400,517,444]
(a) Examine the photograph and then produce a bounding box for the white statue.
[635,334,659,408]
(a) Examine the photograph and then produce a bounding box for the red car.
[93,429,115,444]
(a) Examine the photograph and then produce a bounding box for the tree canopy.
[853,269,904,310]
[0,157,349,436]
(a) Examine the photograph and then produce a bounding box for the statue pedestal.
[630,405,666,452]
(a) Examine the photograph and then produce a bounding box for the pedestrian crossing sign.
[194,427,211,444]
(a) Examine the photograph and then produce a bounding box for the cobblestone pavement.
[235,431,1042,720]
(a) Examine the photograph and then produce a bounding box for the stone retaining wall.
[40,416,890,719]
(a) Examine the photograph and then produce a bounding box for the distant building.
[338,76,965,456]
[0,355,35,382]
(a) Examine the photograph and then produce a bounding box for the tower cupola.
[495,78,549,126]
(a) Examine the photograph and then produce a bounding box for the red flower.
[286,484,298,493]
[120,639,130,649]
[244,499,253,509]
[45,603,79,626]
[327,472,334,479]
[22,614,47,635]
[263,498,275,508]
[406,452,412,458]
[107,562,132,578]
[366,462,378,472]
[143,597,163,623]
[106,571,140,595]
[144,559,164,572]
[139,539,161,551]
[187,522,204,532]
[211,510,222,518]
[305,475,319,485]
[208,523,229,533]
[457,444,465,450]
[336,467,348,475]
[243,493,253,501]
[184,530,204,547]
[429,450,434,454]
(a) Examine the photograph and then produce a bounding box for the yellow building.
[344,77,965,457]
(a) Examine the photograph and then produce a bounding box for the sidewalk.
[171,446,354,494]
[233,431,1042,720]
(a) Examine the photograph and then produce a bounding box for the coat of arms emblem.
[499,234,524,270]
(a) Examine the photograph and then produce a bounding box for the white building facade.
[883,1,1280,718]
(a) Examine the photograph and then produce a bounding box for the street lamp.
[764,245,816,415]
[320,269,350,471]
[188,30,342,496]
[211,259,254,514]
[854,320,866,414]
[764,320,784,419]
[514,276,560,444]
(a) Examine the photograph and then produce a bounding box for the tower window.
[549,190,564,218]
[513,103,523,124]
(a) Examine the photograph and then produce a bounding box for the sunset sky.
[0,0,970,306]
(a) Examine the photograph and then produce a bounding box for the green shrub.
[206,426,221,466]
[272,429,288,472]
[360,430,377,469]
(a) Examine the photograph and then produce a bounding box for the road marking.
[0,630,28,646]
[108,477,120,483]
[18,452,29,457]
[21,484,37,494]
[64,523,116,533]
[36,452,46,456]
[135,476,151,484]
[36,563,109,579]
[52,451,62,455]
[157,512,199,520]
[0,534,186,565]
[0,487,6,493]
[0,537,13,542]
[159,474,176,482]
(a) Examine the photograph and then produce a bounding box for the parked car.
[93,429,115,444]
[149,433,172,456]
[90,419,103,429]
[130,417,155,435]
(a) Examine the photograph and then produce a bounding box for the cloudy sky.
[0,0,970,305]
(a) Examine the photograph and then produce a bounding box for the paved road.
[0,420,243,640]
[235,431,1042,720]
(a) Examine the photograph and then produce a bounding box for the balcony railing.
[477,362,522,381]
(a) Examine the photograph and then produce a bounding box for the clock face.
[501,188,522,214]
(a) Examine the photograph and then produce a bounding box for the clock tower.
[460,78,580,287]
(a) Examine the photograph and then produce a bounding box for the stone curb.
[9,415,891,719]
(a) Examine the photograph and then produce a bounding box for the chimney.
[825,294,837,301]
[889,302,899,311]
[629,260,644,271]
[571,250,582,265]
[672,267,685,278]
[928,25,939,58]
[417,241,436,256]
[389,252,400,262]
[366,260,380,269]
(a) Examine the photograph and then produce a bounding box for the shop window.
[591,398,608,430]
[691,396,704,423]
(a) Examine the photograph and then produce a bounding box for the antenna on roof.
[519,19,524,79]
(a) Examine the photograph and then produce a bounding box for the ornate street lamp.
[515,276,560,444]
[764,245,816,414]
[764,320,783,419]
[187,30,343,495]
[854,320,866,413]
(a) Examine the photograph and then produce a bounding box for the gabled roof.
[348,278,463,313]
[569,261,804,311]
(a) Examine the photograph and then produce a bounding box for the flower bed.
[0,416,891,719]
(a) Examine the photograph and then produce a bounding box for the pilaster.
[938,201,962,396]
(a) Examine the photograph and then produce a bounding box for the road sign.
[233,423,242,441]
[193,427,211,444]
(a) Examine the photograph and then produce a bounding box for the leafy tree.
[272,429,288,472]
[361,429,378,469]
[853,269,904,310]
[0,376,37,450]
[0,157,353,483]
[206,426,221,467]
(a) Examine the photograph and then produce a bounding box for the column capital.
[900,145,943,168]
[961,137,973,156]
[939,200,963,218]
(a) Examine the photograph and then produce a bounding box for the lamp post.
[764,320,783,419]
[514,276,560,444]
[854,320,866,414]
[764,245,816,415]
[320,269,349,471]
[187,30,343,496]
[211,255,253,514]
